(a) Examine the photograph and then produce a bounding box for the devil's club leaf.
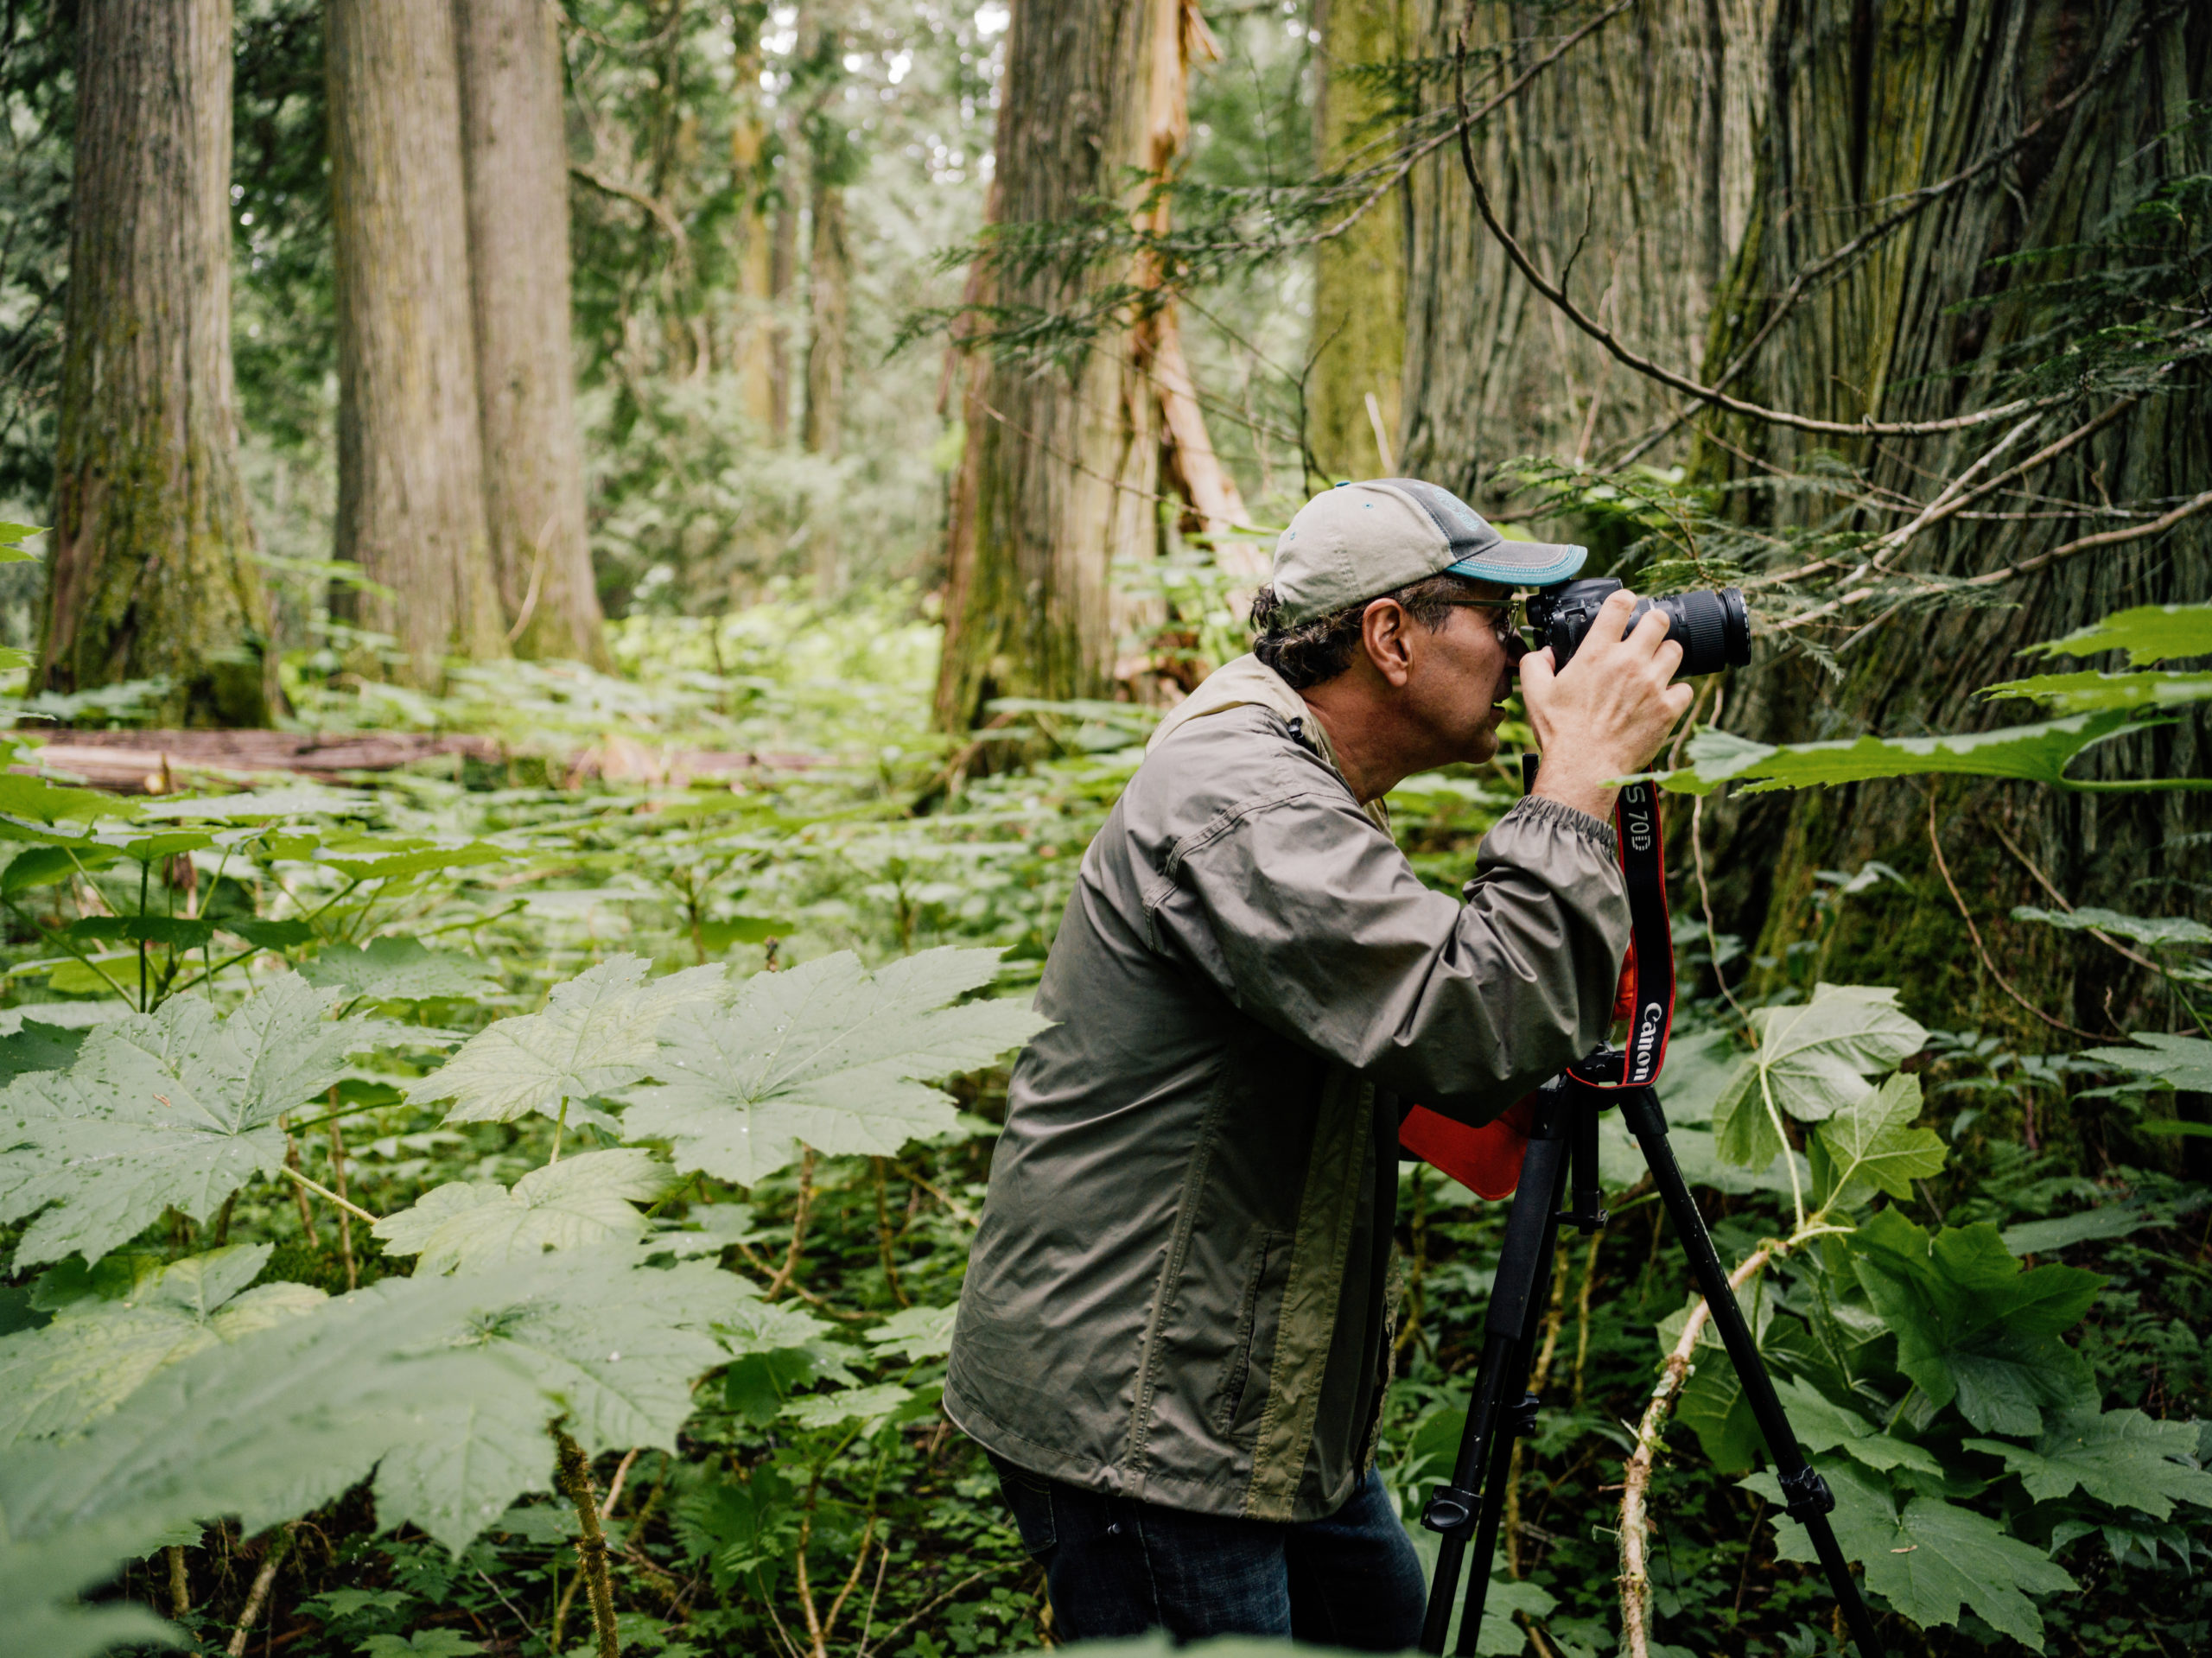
[2013,905,2212,949]
[0,1520,181,1658]
[2082,1032,2212,1092]
[0,975,397,1266]
[1848,1209,2103,1435]
[372,1149,673,1274]
[1712,986,1926,1169]
[416,956,725,1124]
[781,1382,914,1431]
[2024,600,2212,667]
[1981,669,2212,714]
[864,1304,958,1363]
[0,1244,750,1565]
[0,1244,323,1447]
[302,938,498,1004]
[1774,1376,1942,1474]
[1964,1409,2212,1520]
[1815,1072,1948,1210]
[1745,1458,2076,1649]
[1660,711,2142,796]
[620,948,1046,1185]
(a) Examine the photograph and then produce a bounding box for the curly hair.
[1249,573,1487,690]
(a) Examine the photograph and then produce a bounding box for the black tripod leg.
[1618,1088,1886,1658]
[1420,1115,1571,1655]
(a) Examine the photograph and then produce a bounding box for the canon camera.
[1526,577,1751,679]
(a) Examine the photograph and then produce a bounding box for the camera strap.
[1568,777,1675,1090]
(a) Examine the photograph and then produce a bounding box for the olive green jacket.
[944,657,1629,1522]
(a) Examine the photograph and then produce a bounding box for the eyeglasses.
[1441,596,1525,651]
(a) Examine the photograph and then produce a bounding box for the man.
[943,479,1695,1646]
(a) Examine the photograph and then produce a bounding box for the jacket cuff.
[1501,792,1618,858]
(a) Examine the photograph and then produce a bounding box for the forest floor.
[3,590,2207,1658]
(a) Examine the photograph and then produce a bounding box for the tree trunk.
[803,161,849,600]
[933,0,1171,734]
[1401,0,1771,501]
[456,0,608,667]
[328,0,507,681]
[1693,0,2209,1050]
[42,0,273,727]
[728,8,779,434]
[1309,0,1412,485]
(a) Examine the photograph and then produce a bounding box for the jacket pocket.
[1212,1229,1291,1437]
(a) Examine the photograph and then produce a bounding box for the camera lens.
[1649,588,1751,678]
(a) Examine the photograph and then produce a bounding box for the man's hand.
[1519,589,1696,822]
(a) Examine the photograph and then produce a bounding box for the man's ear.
[1359,598,1415,688]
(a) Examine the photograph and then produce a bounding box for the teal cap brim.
[1443,542,1588,588]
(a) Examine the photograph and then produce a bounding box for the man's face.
[1402,581,1522,765]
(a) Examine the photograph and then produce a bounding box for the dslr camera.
[1526,577,1751,678]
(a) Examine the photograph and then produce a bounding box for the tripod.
[1415,1068,1884,1657]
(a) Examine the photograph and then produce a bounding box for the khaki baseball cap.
[1269,479,1587,623]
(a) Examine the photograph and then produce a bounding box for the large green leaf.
[1711,986,1926,1169]
[2024,600,2212,667]
[2082,1031,2212,1091]
[372,1149,673,1274]
[1657,712,2141,797]
[0,1520,182,1658]
[1980,669,2212,714]
[0,975,399,1266]
[1848,1209,2103,1435]
[0,771,144,826]
[1744,1457,2076,1649]
[0,1244,322,1446]
[415,955,726,1124]
[1963,1408,2212,1521]
[1773,1375,1942,1475]
[2013,905,2212,950]
[1812,1072,1948,1212]
[302,937,499,1004]
[620,947,1047,1185]
[0,1243,749,1566]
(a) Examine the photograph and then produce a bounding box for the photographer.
[943,479,1695,1645]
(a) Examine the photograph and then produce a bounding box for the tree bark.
[43,0,273,727]
[328,0,507,682]
[1693,0,2210,1045]
[729,7,779,433]
[1309,0,1413,485]
[803,156,849,600]
[1401,0,1771,499]
[457,0,607,667]
[932,0,1171,734]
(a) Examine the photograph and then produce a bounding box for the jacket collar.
[1146,654,1390,834]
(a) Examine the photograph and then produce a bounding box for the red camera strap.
[1400,772,1675,1196]
[1570,778,1675,1090]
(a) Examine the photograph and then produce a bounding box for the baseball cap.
[1269,479,1587,624]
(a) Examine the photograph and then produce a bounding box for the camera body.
[1526,577,1751,679]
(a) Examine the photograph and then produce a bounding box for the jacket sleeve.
[1145,787,1630,1118]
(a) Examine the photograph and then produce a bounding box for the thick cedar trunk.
[328,0,507,681]
[1694,0,2209,1050]
[1402,0,1770,499]
[1309,0,1412,484]
[43,0,272,727]
[729,10,779,433]
[933,0,1169,734]
[804,166,849,600]
[456,0,608,667]
[803,179,848,462]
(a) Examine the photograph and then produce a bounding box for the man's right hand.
[1518,588,1696,822]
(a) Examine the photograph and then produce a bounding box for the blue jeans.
[988,1455,1427,1648]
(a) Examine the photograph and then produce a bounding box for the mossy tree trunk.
[932,0,1170,734]
[327,0,507,682]
[457,0,608,668]
[728,3,781,434]
[1401,0,1771,502]
[1309,0,1413,484]
[803,123,849,600]
[42,0,274,727]
[1694,0,2209,1051]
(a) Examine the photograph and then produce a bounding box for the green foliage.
[371,1150,672,1274]
[1710,984,1926,1171]
[620,947,1046,1185]
[0,975,397,1264]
